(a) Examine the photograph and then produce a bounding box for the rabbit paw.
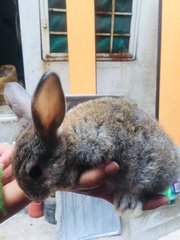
[113,192,142,218]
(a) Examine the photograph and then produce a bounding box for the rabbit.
[4,71,179,218]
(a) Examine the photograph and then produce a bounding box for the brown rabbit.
[4,71,179,217]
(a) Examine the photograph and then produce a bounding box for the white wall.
[18,0,159,116]
[97,0,159,115]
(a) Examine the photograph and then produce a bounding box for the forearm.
[0,180,30,223]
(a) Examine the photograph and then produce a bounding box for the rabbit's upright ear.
[4,82,32,128]
[32,71,65,138]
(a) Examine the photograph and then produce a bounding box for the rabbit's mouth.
[17,177,53,202]
[24,188,52,202]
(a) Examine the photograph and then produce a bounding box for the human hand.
[0,144,14,186]
[71,162,169,210]
[0,145,31,223]
[143,195,170,210]
[72,162,120,203]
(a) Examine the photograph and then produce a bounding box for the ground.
[159,230,180,240]
[0,209,57,240]
[0,209,180,240]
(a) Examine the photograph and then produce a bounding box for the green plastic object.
[163,182,179,205]
[0,167,7,216]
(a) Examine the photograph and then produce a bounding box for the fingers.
[143,195,170,210]
[2,164,14,186]
[0,144,14,170]
[76,162,120,189]
[0,180,30,223]
[0,143,13,155]
[0,144,14,186]
[69,162,119,203]
[75,184,114,203]
[104,162,120,175]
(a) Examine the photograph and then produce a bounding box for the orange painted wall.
[66,0,96,94]
[159,0,180,145]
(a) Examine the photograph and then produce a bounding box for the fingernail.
[105,162,120,173]
[166,200,171,205]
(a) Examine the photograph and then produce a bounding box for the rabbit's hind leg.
[113,191,142,218]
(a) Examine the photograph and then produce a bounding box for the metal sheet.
[56,95,122,240]
[57,192,121,240]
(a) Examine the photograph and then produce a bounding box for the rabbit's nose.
[28,164,42,179]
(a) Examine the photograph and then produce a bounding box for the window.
[40,0,140,61]
[48,0,67,54]
[95,0,134,60]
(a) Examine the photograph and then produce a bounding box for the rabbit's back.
[62,97,178,195]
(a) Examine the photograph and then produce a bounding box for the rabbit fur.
[4,71,179,218]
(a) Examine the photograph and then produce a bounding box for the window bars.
[46,0,134,60]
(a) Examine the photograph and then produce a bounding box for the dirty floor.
[158,230,180,240]
[0,210,180,240]
[0,210,57,240]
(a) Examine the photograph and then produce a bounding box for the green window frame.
[40,0,140,61]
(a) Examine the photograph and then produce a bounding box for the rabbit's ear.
[32,71,65,137]
[4,82,32,127]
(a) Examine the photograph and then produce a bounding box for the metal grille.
[48,1,68,54]
[49,9,66,36]
[95,0,133,60]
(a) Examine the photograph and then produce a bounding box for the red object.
[28,201,44,218]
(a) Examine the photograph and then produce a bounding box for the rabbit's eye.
[29,165,42,179]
